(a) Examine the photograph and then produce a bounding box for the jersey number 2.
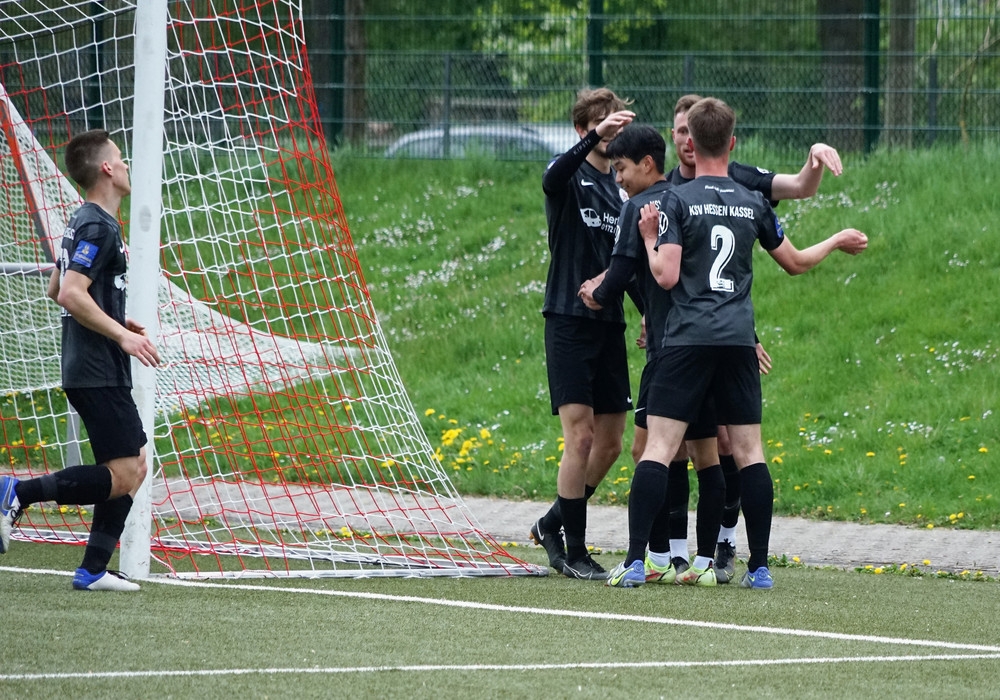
[709,225,735,293]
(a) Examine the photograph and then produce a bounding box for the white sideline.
[4,654,1000,682]
[5,565,1000,655]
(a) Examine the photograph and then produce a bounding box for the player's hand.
[835,228,868,255]
[637,315,647,349]
[756,343,772,375]
[121,330,162,367]
[809,143,843,177]
[595,110,635,140]
[578,278,603,310]
[639,203,660,244]
[125,317,146,335]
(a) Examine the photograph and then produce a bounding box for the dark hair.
[64,129,112,189]
[673,94,703,116]
[571,87,632,129]
[605,123,666,174]
[686,98,735,158]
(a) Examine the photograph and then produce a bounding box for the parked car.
[384,124,578,160]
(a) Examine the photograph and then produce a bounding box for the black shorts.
[65,386,147,465]
[647,345,762,426]
[635,355,718,440]
[544,314,632,416]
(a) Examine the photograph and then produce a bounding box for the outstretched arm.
[770,143,843,201]
[768,228,868,276]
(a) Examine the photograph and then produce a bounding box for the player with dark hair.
[621,97,867,589]
[528,88,636,580]
[577,123,723,588]
[0,129,161,591]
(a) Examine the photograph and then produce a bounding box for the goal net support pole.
[119,0,169,580]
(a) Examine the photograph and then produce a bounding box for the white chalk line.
[4,655,1000,682]
[4,563,1000,684]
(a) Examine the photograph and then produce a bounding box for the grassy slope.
[333,145,1000,528]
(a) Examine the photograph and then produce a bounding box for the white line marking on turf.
[5,565,1000,655]
[3,654,1000,682]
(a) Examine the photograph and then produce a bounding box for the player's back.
[662,175,777,348]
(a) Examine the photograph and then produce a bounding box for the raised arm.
[768,227,868,276]
[770,143,843,201]
[638,202,680,290]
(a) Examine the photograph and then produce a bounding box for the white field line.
[4,655,1000,682]
[5,565,1000,663]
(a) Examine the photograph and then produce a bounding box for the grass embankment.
[335,145,999,528]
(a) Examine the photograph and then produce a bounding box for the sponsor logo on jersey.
[580,178,595,187]
[757,166,772,174]
[63,226,75,241]
[580,207,602,228]
[71,242,98,267]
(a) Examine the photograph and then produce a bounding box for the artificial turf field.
[2,541,997,698]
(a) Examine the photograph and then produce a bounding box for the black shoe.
[529,518,566,572]
[713,541,736,584]
[562,553,608,581]
[670,556,690,578]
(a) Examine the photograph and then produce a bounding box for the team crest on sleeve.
[773,212,785,240]
[71,241,98,267]
[658,210,669,238]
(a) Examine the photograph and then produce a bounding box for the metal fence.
[303,0,1000,160]
[2,2,998,162]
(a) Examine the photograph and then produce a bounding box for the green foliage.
[335,144,1000,529]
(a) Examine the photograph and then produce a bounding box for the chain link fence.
[303,1,1000,162]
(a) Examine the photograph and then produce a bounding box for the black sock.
[720,454,741,529]
[80,495,133,574]
[739,462,774,571]
[559,496,588,562]
[626,460,670,565]
[539,497,561,532]
[540,483,596,533]
[14,464,112,507]
[694,465,725,559]
[667,459,690,540]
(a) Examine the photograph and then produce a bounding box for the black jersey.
[604,180,672,359]
[657,176,784,348]
[666,161,777,205]
[58,202,131,389]
[542,131,627,322]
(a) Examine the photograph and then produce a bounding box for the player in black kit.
[528,88,636,580]
[624,97,867,589]
[655,94,845,584]
[0,130,161,591]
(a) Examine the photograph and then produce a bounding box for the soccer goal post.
[0,0,543,579]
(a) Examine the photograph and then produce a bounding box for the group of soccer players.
[531,89,868,590]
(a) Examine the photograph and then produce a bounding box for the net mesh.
[0,0,541,578]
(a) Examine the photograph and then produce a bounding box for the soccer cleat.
[714,541,737,584]
[606,559,645,588]
[676,563,717,587]
[529,518,567,572]
[671,556,690,578]
[0,475,21,555]
[739,566,774,590]
[644,556,677,584]
[562,554,608,581]
[72,568,141,592]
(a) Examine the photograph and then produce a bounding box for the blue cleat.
[0,475,21,554]
[739,566,774,590]
[606,559,645,588]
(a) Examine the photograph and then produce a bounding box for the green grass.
[2,541,999,697]
[334,144,1000,527]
